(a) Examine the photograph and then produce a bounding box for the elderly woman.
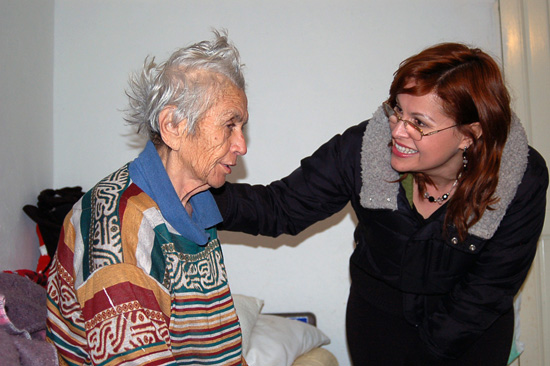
[46,31,249,365]
[214,43,548,365]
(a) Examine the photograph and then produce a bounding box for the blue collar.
[128,141,222,245]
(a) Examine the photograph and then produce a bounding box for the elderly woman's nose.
[231,131,247,156]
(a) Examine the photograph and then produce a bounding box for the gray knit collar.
[359,106,529,239]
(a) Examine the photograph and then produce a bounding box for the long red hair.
[388,43,511,239]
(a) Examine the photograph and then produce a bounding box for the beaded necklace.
[423,172,462,205]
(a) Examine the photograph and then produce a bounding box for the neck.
[426,174,459,191]
[416,170,462,205]
[179,184,208,208]
[156,143,209,209]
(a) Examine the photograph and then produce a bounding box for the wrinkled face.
[389,91,467,179]
[180,82,248,189]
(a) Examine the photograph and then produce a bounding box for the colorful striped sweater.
[46,164,246,366]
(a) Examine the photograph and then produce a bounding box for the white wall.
[0,0,55,271]
[53,1,502,364]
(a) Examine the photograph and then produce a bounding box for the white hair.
[124,30,245,142]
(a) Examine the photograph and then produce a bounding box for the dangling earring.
[462,146,469,172]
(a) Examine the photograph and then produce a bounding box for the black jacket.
[214,113,548,359]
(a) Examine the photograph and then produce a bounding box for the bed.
[0,273,338,366]
[233,294,338,366]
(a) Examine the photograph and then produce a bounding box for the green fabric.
[508,339,522,364]
[507,295,524,364]
[401,174,414,208]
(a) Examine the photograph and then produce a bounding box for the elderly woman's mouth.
[222,163,233,173]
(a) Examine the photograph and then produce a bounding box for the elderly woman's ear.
[158,106,187,150]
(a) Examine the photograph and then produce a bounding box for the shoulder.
[321,120,367,146]
[303,120,368,177]
[78,165,131,209]
[343,120,369,137]
[526,146,548,180]
[79,166,150,269]
[91,164,132,200]
[496,145,548,234]
[80,164,159,215]
[483,146,548,249]
[515,146,549,201]
[313,120,368,160]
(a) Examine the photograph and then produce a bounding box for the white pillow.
[232,294,264,355]
[245,314,330,366]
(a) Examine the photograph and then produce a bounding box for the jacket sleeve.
[418,148,549,360]
[214,122,365,236]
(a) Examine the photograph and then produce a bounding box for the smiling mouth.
[394,142,418,154]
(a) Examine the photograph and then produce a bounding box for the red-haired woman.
[213,43,548,365]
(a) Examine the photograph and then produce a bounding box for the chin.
[209,179,226,189]
[390,158,409,173]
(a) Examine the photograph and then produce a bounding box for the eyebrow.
[411,112,436,124]
[395,99,436,124]
[226,111,249,126]
[233,113,249,124]
[221,109,244,120]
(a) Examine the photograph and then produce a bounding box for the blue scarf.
[128,141,222,245]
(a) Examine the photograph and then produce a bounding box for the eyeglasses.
[383,102,457,141]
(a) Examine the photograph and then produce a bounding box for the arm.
[418,148,548,360]
[214,122,365,236]
[47,195,179,365]
[79,264,177,365]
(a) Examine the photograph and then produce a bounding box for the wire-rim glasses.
[383,102,457,141]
